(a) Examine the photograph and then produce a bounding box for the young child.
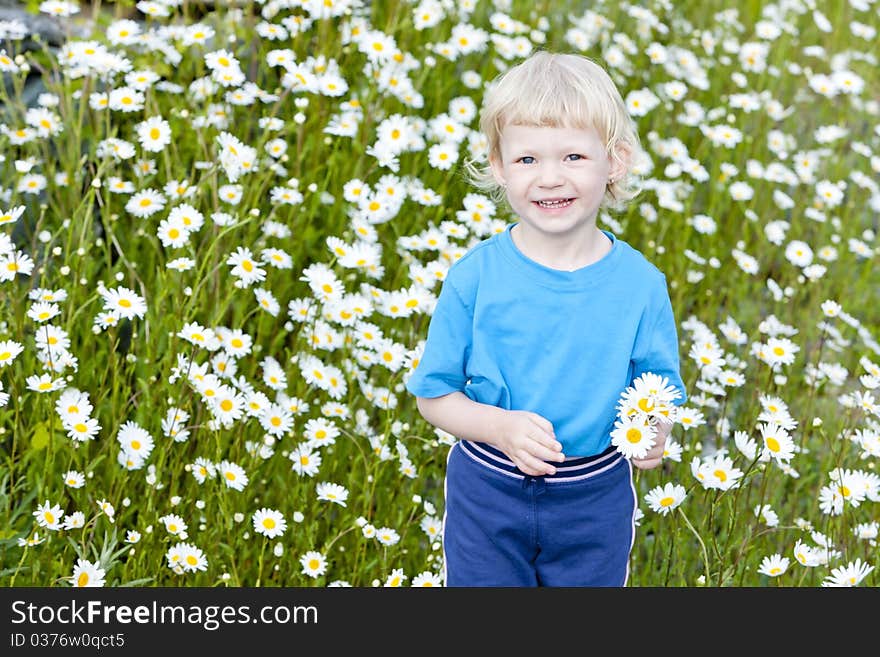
[405,51,688,587]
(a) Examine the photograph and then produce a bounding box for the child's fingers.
[532,439,565,462]
[525,412,555,438]
[516,453,558,476]
[525,430,565,461]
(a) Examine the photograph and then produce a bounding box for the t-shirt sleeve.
[631,275,688,405]
[405,275,472,399]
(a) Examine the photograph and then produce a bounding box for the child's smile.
[534,198,575,211]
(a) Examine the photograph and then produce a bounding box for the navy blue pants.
[442,440,636,587]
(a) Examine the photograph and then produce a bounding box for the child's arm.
[416,391,565,476]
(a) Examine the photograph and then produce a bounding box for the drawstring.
[522,475,546,494]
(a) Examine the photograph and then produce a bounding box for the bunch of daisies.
[610,372,682,459]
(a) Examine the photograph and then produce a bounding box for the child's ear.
[608,141,632,182]
[488,154,506,188]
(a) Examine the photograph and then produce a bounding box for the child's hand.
[495,410,565,476]
[631,421,671,470]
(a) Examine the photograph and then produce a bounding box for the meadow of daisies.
[0,0,878,588]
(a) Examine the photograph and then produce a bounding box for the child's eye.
[517,156,535,164]
[566,154,584,161]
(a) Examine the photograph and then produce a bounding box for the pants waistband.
[458,440,622,483]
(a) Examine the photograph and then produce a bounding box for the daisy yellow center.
[308,558,320,570]
[659,496,674,507]
[637,398,654,412]
[44,511,55,523]
[77,572,90,586]
[769,567,781,575]
[626,428,642,443]
[220,399,233,411]
[169,228,180,238]
[300,455,309,465]
[74,423,87,432]
[263,518,276,529]
[38,382,53,390]
[150,128,160,140]
[225,471,236,480]
[839,485,850,498]
[40,119,51,129]
[119,298,132,308]
[131,440,141,450]
[139,198,152,207]
[231,338,243,348]
[765,437,780,452]
[270,417,281,427]
[186,555,198,566]
[713,469,728,482]
[242,260,253,272]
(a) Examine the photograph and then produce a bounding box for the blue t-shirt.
[406,222,688,457]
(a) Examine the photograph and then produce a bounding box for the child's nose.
[537,163,564,186]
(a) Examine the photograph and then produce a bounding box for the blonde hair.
[465,51,642,211]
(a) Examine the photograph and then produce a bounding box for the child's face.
[490,123,620,238]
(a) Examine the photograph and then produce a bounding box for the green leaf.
[0,527,20,540]
[31,422,50,452]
